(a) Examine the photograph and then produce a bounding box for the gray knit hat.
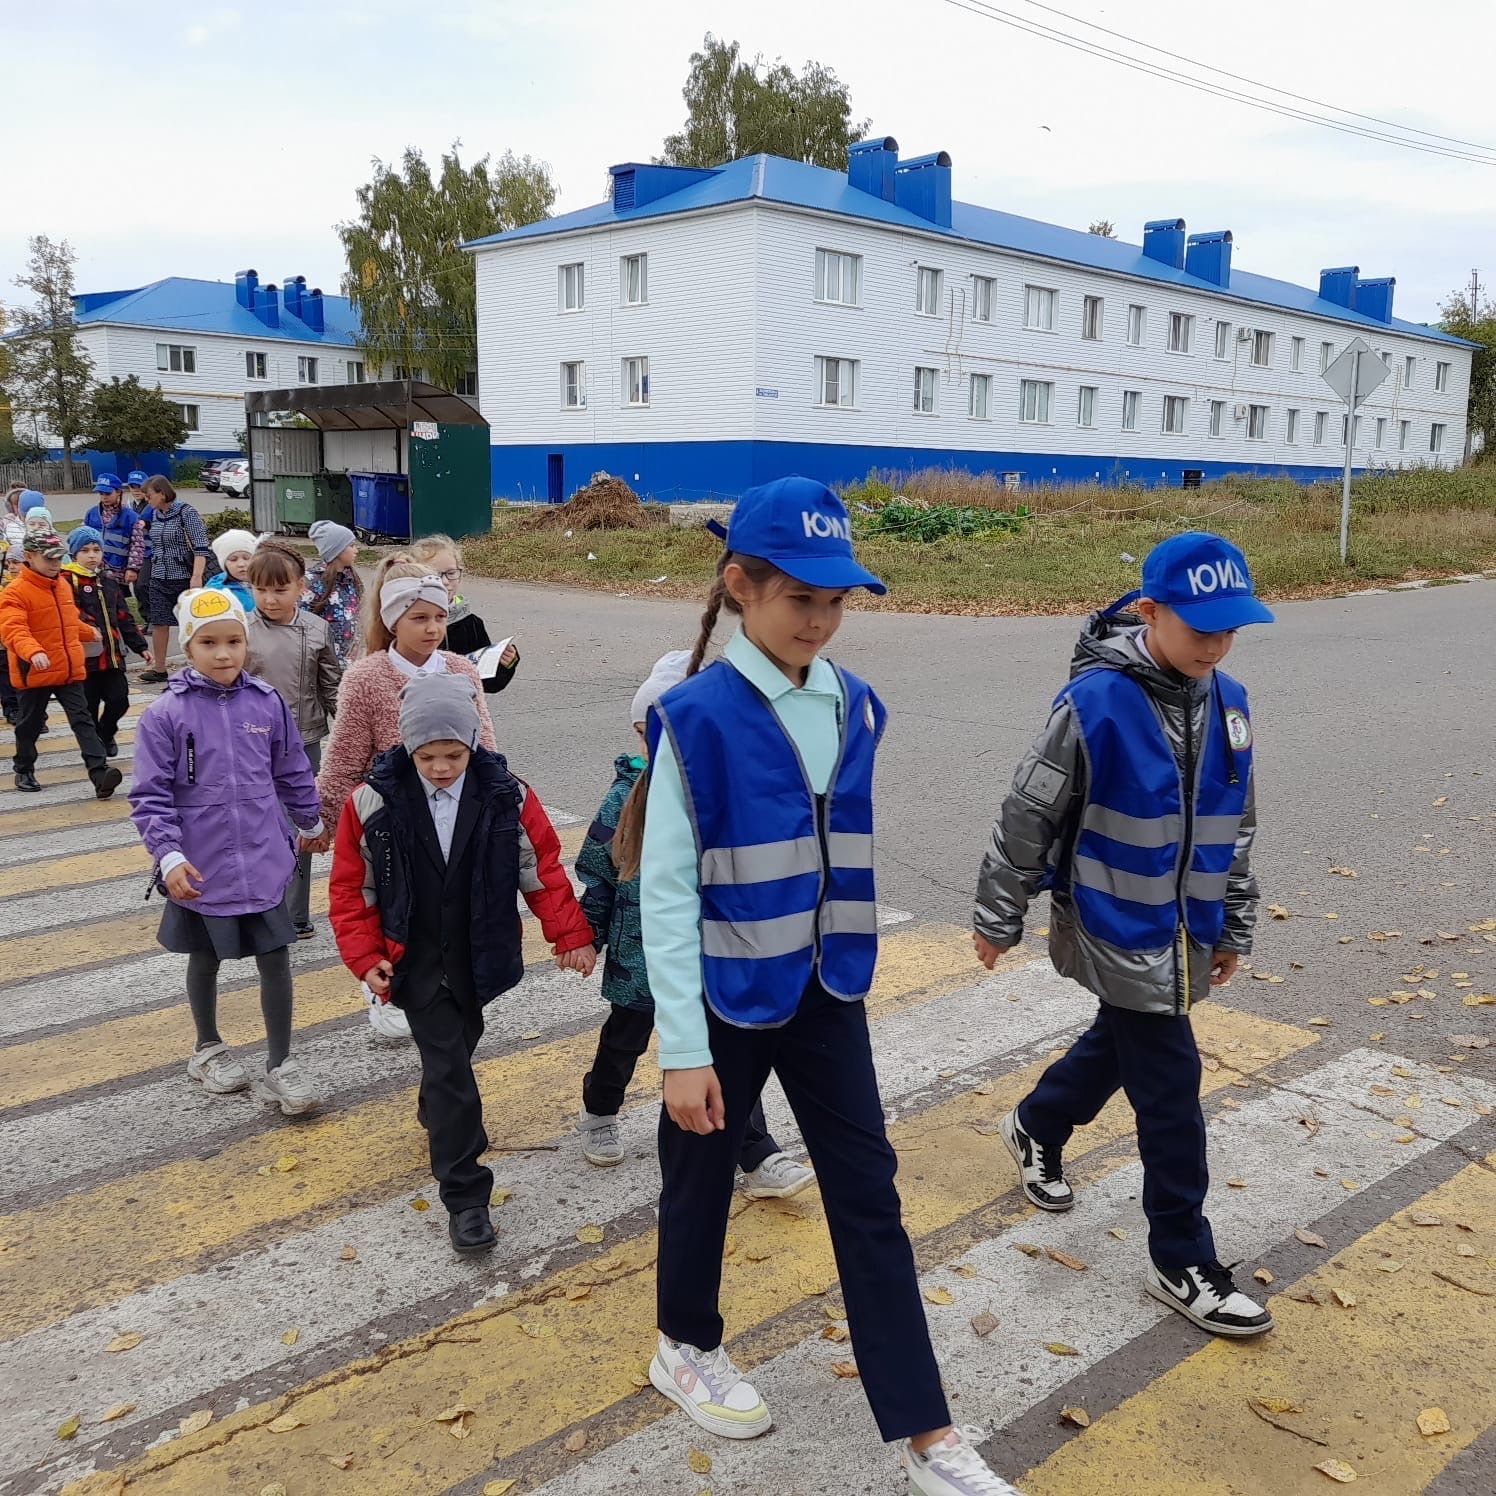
[398,671,481,753]
[309,519,357,566]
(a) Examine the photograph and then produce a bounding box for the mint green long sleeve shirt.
[640,629,847,1070]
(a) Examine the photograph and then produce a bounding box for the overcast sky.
[4,0,1491,325]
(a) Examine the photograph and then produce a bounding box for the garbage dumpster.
[274,474,318,532]
[350,471,411,544]
[314,471,355,530]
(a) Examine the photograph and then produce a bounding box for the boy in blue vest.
[973,532,1275,1339]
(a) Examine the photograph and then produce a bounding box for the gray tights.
[187,947,294,1071]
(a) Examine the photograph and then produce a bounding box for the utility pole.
[1471,268,1482,321]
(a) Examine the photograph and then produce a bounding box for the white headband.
[379,574,449,630]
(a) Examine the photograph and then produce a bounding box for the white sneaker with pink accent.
[648,1333,772,1440]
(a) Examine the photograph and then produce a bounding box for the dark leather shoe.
[103,739,119,758]
[448,1206,496,1254]
[93,766,123,800]
[13,771,40,793]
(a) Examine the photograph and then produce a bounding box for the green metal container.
[274,474,317,532]
[314,472,355,529]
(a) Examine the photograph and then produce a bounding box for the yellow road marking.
[1,761,125,790]
[0,924,993,1338]
[1022,1153,1496,1495]
[0,842,150,898]
[0,797,134,834]
[0,727,136,761]
[84,1005,1315,1495]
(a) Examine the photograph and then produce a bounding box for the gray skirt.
[157,896,296,959]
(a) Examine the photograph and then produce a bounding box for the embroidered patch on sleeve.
[1018,758,1068,807]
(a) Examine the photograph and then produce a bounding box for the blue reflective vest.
[1058,667,1251,954]
[648,659,886,1028]
[84,500,141,574]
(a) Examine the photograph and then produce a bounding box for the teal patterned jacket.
[576,755,652,1011]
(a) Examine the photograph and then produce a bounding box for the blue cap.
[99,474,122,491]
[93,479,114,495]
[126,470,147,486]
[19,489,46,514]
[1137,532,1274,631]
[67,525,104,557]
[708,476,885,595]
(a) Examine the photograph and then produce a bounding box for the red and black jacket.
[62,563,148,674]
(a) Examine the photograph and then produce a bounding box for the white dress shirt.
[423,771,466,862]
[389,646,449,680]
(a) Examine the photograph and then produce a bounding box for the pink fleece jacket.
[317,649,496,828]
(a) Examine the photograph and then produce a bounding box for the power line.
[938,0,1496,166]
[1010,0,1496,153]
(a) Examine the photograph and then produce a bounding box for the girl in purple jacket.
[130,589,326,1115]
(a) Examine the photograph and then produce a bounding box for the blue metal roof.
[71,277,363,346]
[464,153,1471,348]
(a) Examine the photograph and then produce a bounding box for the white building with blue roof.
[465,138,1474,502]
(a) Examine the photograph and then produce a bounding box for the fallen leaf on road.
[1308,1017,1331,1027]
[970,1311,999,1338]
[955,1265,978,1279]
[99,1402,136,1423]
[1378,1259,1403,1273]
[799,1278,827,1296]
[1457,1243,1477,1258]
[823,1323,850,1343]
[1342,1180,1359,1191]
[1059,1406,1091,1428]
[1315,1458,1357,1482]
[340,1245,357,1261]
[564,1429,587,1453]
[1463,993,1496,1006]
[178,1409,213,1436]
[629,1370,650,1390]
[974,1081,996,1096]
[1368,998,1390,1007]
[1296,1228,1328,1248]
[56,1415,81,1441]
[1252,972,1285,984]
[1044,1342,1080,1356]
[327,1454,354,1471]
[1331,1288,1357,1308]
[1441,1096,1465,1109]
[258,1486,287,1496]
[433,1404,474,1423]
[745,1248,772,1262]
[267,1413,303,1433]
[493,1187,513,1206]
[105,1332,143,1354]
[519,1030,541,1040]
[482,1482,517,1496]
[1329,867,1358,879]
[1313,1168,1330,1179]
[1255,1397,1304,1415]
[1433,796,1449,808]
[1369,1084,1394,1095]
[410,1198,430,1212]
[1254,1268,1274,1285]
[1409,1212,1442,1226]
[831,1361,860,1379]
[688,1450,713,1475]
[1045,1247,1088,1271]
[1324,912,1340,920]
[1268,904,1291,920]
[1417,1408,1452,1437]
[1287,1288,1321,1305]
[1201,1055,1221,1072]
[1014,1243,1042,1258]
[1369,1031,1386,1042]
[274,1154,298,1173]
[1338,936,1354,944]
[1107,1228,1129,1240]
[1298,1116,1323,1139]
[576,1224,605,1244]
[924,1286,955,1305]
[281,1328,299,1346]
[1227,1178,1248,1189]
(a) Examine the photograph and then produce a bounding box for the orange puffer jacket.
[0,564,98,689]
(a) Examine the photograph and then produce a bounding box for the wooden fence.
[0,461,95,491]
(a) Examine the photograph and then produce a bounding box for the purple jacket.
[130,670,322,917]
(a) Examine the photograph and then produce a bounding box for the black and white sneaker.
[1000,1108,1074,1212]
[1146,1259,1274,1337]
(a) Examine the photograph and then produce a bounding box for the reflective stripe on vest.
[1062,667,1250,952]
[650,660,886,1028]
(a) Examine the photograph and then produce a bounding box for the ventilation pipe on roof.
[252,282,280,330]
[847,136,899,202]
[893,152,952,229]
[301,287,325,334]
[1355,276,1396,323]
[1184,230,1233,288]
[283,275,306,319]
[1318,266,1359,310]
[235,269,259,310]
[1142,219,1187,270]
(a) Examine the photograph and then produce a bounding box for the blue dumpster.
[350,471,411,543]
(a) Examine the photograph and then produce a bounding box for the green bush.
[858,497,1031,543]
[171,458,206,487]
[204,507,253,540]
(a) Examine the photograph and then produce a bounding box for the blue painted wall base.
[48,447,241,480]
[490,439,1368,504]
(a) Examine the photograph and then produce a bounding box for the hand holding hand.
[1210,950,1240,987]
[556,944,598,977]
[973,933,1011,971]
[29,651,49,671]
[298,830,328,855]
[165,861,205,901]
[664,1066,725,1135]
[364,959,394,997]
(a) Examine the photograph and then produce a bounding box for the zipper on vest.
[1176,696,1195,1016]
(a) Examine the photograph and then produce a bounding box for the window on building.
[176,402,200,431]
[1251,330,1273,367]
[1320,341,1334,373]
[245,351,266,380]
[815,249,862,307]
[1342,413,1362,446]
[971,276,995,323]
[455,371,479,398]
[156,343,196,374]
[1077,385,1097,428]
[622,356,650,406]
[561,361,586,409]
[969,373,991,420]
[559,262,585,312]
[1127,304,1145,347]
[1215,320,1231,359]
[298,356,318,384]
[1430,422,1446,453]
[1399,418,1410,451]
[916,266,943,317]
[346,360,365,383]
[1375,416,1386,448]
[1247,404,1268,439]
[1168,313,1194,354]
[815,356,858,408]
[1404,355,1416,389]
[1019,378,1053,424]
[1286,408,1301,444]
[1162,395,1189,433]
[1291,336,1304,372]
[1314,410,1327,445]
[620,253,648,306]
[1121,389,1140,431]
[1435,360,1450,392]
[393,364,426,382]
[1023,284,1057,331]
[1209,399,1225,436]
[1081,295,1104,341]
[913,366,939,415]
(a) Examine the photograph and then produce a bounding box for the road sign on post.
[1322,338,1390,563]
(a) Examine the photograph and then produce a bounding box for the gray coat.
[974,612,1259,1016]
[246,610,343,747]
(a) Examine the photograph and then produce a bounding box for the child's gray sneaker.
[901,1427,1025,1494]
[186,1041,250,1095]
[254,1058,323,1116]
[740,1151,816,1200]
[577,1108,624,1166]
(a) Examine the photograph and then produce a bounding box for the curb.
[1343,570,1496,598]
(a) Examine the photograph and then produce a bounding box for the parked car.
[218,459,251,499]
[200,459,227,492]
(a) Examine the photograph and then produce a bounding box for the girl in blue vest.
[617,477,1018,1496]
[974,532,1274,1340]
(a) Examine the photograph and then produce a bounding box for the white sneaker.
[901,1427,1025,1495]
[253,1058,323,1116]
[186,1041,250,1094]
[740,1150,817,1200]
[648,1334,772,1440]
[1145,1259,1274,1337]
[577,1109,624,1166]
[364,983,412,1042]
[1000,1109,1074,1212]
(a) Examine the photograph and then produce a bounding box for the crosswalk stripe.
[1021,1147,1496,1495]
[60,1005,1313,1495]
[536,1049,1495,1496]
[0,796,133,834]
[0,727,137,762]
[0,924,988,1341]
[0,843,149,898]
[0,816,140,868]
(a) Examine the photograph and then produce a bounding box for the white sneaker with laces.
[253,1058,323,1116]
[1145,1259,1274,1337]
[1000,1109,1074,1212]
[648,1334,772,1440]
[186,1041,250,1094]
[901,1427,1025,1495]
[740,1150,817,1200]
[577,1108,624,1166]
[364,982,412,1042]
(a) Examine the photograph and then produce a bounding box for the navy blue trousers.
[656,981,950,1442]
[1018,1001,1215,1268]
